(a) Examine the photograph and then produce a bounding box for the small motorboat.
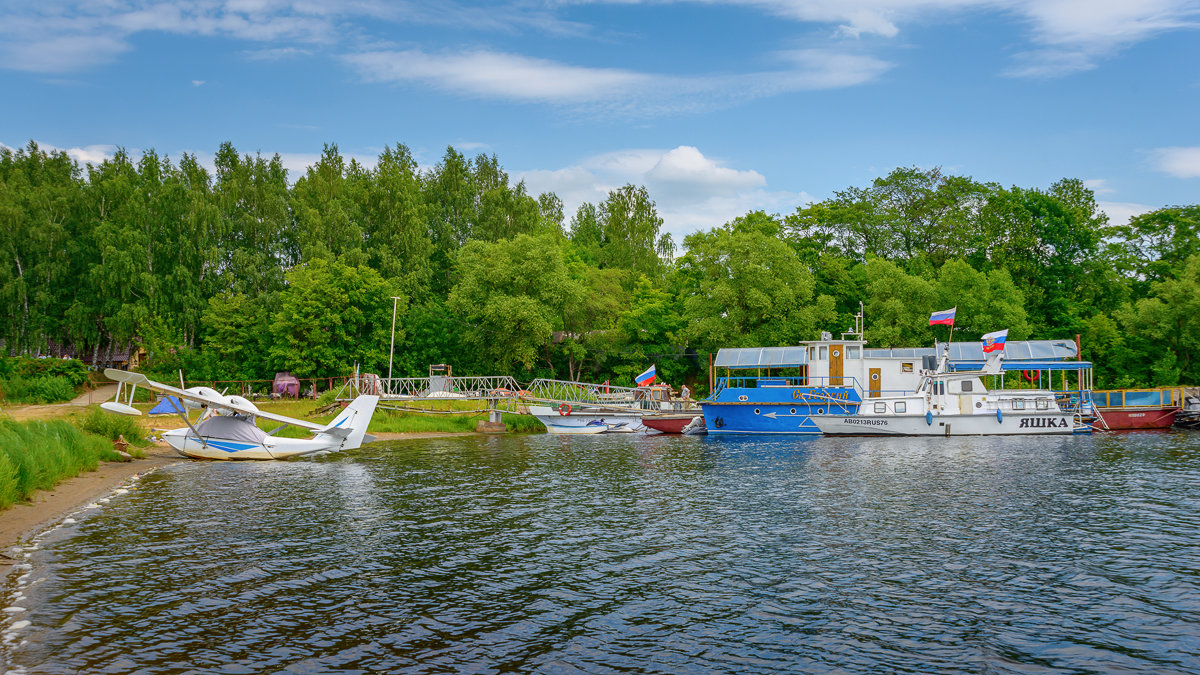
[541,419,612,434]
[643,412,704,434]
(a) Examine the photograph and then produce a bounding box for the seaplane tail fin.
[314,395,379,450]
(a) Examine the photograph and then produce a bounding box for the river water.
[4,432,1200,674]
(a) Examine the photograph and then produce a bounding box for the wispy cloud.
[344,50,654,103]
[342,47,891,113]
[243,46,314,61]
[0,1,589,74]
[5,0,1196,89]
[724,0,1200,77]
[520,146,807,239]
[1153,146,1200,178]
[0,1,341,73]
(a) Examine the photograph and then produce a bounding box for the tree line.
[2,142,1197,390]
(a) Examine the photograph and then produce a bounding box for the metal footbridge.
[335,367,672,419]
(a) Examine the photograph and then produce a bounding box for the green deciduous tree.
[269,258,397,379]
[571,184,674,289]
[447,234,581,372]
[679,211,834,352]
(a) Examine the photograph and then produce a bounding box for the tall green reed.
[0,418,120,510]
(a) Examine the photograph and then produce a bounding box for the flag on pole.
[635,365,657,387]
[981,329,1009,353]
[929,307,956,326]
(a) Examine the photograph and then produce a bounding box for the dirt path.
[1,384,118,421]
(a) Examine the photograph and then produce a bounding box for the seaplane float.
[101,369,379,460]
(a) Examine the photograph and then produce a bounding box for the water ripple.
[4,432,1200,673]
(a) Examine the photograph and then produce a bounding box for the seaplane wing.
[102,368,325,432]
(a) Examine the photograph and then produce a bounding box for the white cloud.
[344,50,653,103]
[2,139,117,165]
[342,48,891,112]
[1098,201,1156,227]
[191,79,206,87]
[519,146,807,241]
[1153,146,1200,179]
[65,144,118,165]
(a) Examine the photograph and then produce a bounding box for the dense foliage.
[0,356,88,403]
[2,141,1195,389]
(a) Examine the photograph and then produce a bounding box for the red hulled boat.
[642,413,705,434]
[1093,388,1183,430]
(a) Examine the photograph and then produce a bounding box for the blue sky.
[2,1,1199,242]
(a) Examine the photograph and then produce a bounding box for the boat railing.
[1092,388,1183,409]
[716,375,864,390]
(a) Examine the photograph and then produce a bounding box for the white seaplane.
[100,369,379,460]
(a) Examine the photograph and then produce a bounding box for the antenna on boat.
[842,301,866,341]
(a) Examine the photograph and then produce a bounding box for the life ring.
[558,403,572,416]
[1022,370,1040,382]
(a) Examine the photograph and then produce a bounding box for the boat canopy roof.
[715,339,1080,370]
[864,339,1078,361]
[714,346,809,369]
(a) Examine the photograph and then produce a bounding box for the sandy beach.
[0,447,180,578]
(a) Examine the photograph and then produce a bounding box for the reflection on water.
[4,432,1200,673]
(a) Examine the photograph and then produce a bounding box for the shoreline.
[0,447,181,580]
[0,431,477,577]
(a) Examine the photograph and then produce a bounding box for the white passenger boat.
[528,404,644,433]
[813,349,1089,436]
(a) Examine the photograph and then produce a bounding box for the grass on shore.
[0,418,124,510]
[78,407,150,448]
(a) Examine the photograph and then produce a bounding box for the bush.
[0,375,77,404]
[0,357,89,387]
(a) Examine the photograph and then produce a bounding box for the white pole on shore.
[388,296,402,380]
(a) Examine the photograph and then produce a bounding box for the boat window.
[895,401,907,413]
[819,346,828,360]
[1036,399,1049,410]
[961,381,973,393]
[790,408,797,414]
[1013,399,1025,410]
[874,402,887,413]
[847,346,861,359]
[754,408,761,415]
[902,362,913,373]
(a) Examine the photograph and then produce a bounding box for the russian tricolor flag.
[929,307,956,326]
[635,365,657,387]
[981,329,1009,353]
